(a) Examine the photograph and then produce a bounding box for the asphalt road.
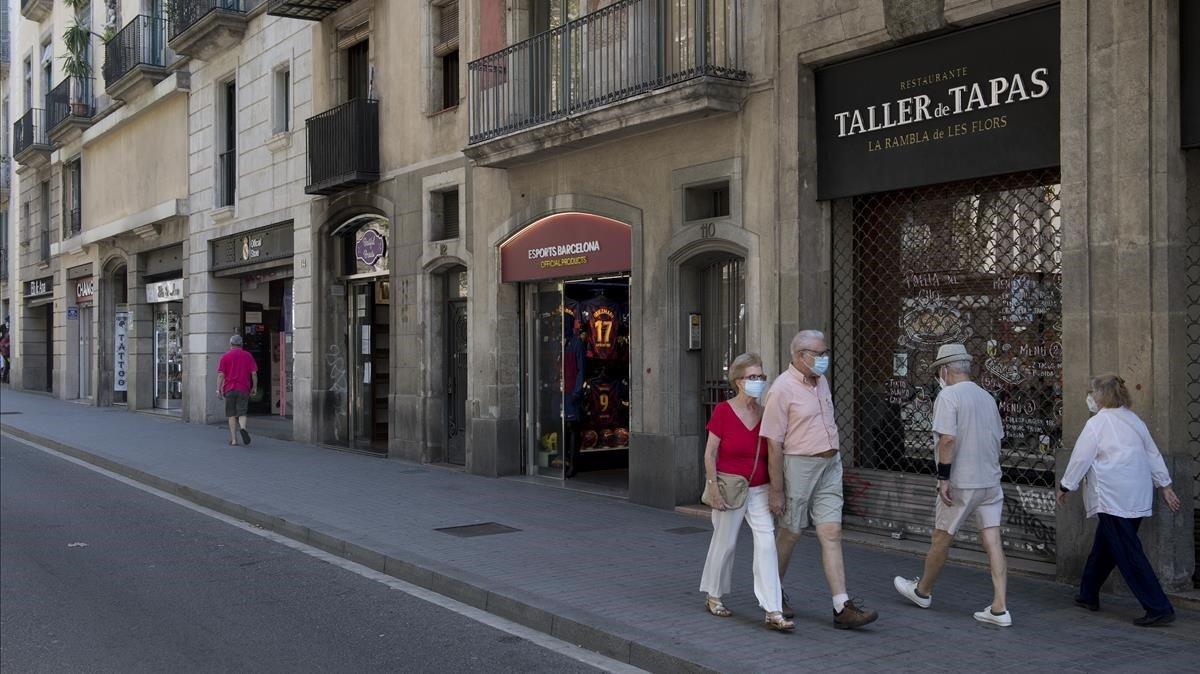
[0,436,602,674]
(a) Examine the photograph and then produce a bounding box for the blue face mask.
[810,355,830,376]
[743,379,767,398]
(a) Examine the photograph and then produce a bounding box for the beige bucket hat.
[930,343,972,370]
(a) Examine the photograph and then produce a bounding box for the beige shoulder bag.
[701,433,763,510]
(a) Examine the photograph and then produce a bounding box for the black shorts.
[224,390,250,417]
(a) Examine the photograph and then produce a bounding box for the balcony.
[20,0,52,23]
[64,207,82,240]
[104,15,173,100]
[305,98,379,196]
[266,0,351,21]
[47,76,96,143]
[466,0,748,167]
[169,0,247,62]
[1,247,8,282]
[13,109,52,168]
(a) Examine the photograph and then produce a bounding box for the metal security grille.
[700,257,745,421]
[1185,151,1200,587]
[832,169,1062,561]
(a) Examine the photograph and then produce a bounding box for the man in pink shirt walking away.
[761,330,878,629]
[217,334,258,446]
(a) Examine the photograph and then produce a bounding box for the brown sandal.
[705,597,733,618]
[764,612,795,631]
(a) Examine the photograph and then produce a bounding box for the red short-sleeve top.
[706,401,769,487]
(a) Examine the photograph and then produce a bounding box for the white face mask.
[743,379,767,398]
[1086,394,1099,414]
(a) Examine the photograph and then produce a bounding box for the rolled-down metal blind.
[434,1,459,58]
[832,169,1062,563]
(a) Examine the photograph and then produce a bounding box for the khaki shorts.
[779,454,843,533]
[224,390,250,417]
[935,485,1003,535]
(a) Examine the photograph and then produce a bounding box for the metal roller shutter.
[832,169,1062,563]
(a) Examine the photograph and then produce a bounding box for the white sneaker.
[973,605,1012,627]
[893,576,932,609]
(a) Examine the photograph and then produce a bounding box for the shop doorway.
[42,304,54,392]
[445,289,468,466]
[153,301,183,410]
[240,274,294,422]
[77,305,93,399]
[328,215,391,453]
[348,278,389,452]
[525,275,631,494]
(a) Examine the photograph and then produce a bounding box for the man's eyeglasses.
[741,374,768,381]
[801,349,831,358]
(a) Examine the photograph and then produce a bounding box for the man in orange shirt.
[761,330,878,629]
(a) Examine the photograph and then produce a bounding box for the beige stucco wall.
[82,95,188,229]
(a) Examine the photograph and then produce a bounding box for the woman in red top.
[699,353,792,631]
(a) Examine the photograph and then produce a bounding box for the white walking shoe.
[893,576,932,609]
[973,605,1012,627]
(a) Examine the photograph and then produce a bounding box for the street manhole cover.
[665,526,709,535]
[436,522,521,538]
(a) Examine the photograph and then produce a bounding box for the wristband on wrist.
[1059,483,1070,494]
[936,463,952,480]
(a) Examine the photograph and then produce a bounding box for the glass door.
[528,281,565,479]
[348,280,389,452]
[78,306,93,399]
[154,302,182,409]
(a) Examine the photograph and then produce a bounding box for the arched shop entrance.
[501,212,633,495]
[329,215,392,453]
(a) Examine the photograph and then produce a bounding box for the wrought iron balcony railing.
[217,148,236,207]
[0,157,10,193]
[169,0,243,42]
[104,15,171,88]
[14,108,50,158]
[266,0,350,22]
[468,0,746,144]
[65,207,82,239]
[47,76,95,132]
[305,98,380,196]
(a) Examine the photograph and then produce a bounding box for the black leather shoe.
[781,591,795,620]
[1132,612,1175,627]
[1073,596,1099,612]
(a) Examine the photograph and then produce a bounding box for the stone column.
[1058,0,1194,590]
[184,235,241,425]
[125,254,156,411]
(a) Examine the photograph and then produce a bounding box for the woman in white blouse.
[1057,374,1181,627]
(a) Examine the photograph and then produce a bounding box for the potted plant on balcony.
[61,0,94,117]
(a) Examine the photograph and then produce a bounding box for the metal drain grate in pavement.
[0,412,22,415]
[435,522,521,538]
[665,526,709,535]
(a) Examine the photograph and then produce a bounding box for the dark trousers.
[1078,513,1174,616]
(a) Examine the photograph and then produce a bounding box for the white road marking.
[4,432,646,674]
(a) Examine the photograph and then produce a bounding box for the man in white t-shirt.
[892,344,1012,626]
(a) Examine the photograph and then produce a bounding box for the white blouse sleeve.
[1134,415,1172,488]
[1061,418,1100,492]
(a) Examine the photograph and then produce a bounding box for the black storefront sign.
[1183,0,1199,149]
[815,5,1060,199]
[25,276,54,299]
[211,221,295,272]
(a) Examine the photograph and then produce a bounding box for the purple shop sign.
[355,229,387,268]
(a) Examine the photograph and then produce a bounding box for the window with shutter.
[434,1,459,57]
[442,190,459,239]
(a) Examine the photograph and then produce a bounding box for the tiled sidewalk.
[2,389,1196,672]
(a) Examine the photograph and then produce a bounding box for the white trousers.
[698,485,783,613]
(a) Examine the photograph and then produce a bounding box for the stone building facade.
[3,0,1196,589]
